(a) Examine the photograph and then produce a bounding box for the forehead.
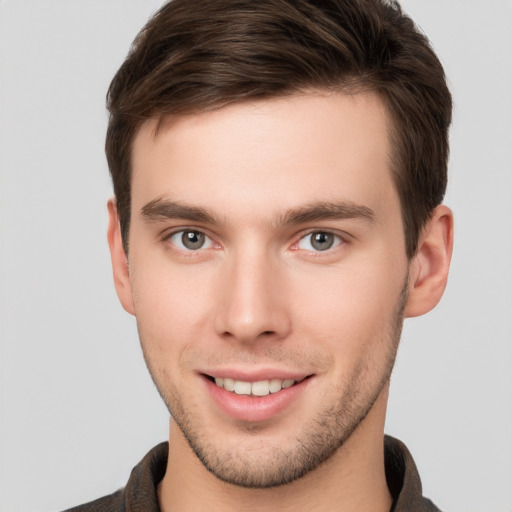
[130,91,396,222]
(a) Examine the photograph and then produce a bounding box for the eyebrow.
[140,198,375,226]
[280,201,375,225]
[141,198,216,224]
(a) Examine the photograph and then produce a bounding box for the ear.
[405,205,454,318]
[107,198,135,315]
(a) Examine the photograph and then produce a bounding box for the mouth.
[202,372,314,422]
[204,375,310,397]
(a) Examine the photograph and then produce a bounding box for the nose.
[214,246,292,344]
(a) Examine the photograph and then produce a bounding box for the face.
[121,92,411,487]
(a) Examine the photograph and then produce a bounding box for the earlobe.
[107,198,135,315]
[405,205,454,318]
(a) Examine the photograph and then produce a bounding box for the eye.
[296,231,343,252]
[168,230,214,251]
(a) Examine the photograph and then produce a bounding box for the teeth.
[223,378,235,392]
[251,380,271,396]
[234,381,252,395]
[269,379,282,393]
[213,377,298,396]
[282,379,294,389]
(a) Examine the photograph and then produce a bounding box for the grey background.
[1,1,511,511]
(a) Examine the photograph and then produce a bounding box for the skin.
[108,91,453,512]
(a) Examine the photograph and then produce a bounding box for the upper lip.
[199,368,312,382]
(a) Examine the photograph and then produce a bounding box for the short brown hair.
[106,0,452,258]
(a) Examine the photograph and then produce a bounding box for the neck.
[158,387,392,512]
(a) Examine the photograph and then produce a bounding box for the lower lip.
[203,376,311,423]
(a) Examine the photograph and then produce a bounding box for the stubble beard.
[142,277,409,489]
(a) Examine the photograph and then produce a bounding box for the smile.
[212,377,303,396]
[203,373,313,422]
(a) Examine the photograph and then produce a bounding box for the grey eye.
[169,230,213,251]
[297,231,342,252]
[181,231,205,250]
[310,232,335,251]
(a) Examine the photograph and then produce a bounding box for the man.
[67,0,453,510]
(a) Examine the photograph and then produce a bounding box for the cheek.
[130,262,215,355]
[291,261,404,354]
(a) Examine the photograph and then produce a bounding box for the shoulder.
[385,435,442,512]
[60,442,168,512]
[62,489,124,512]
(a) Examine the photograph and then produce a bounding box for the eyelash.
[164,229,218,252]
[293,231,345,253]
[163,228,346,255]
